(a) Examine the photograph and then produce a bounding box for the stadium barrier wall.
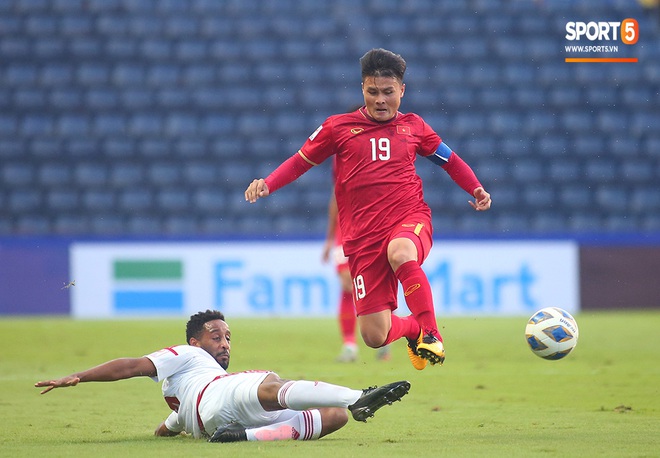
[2,238,658,317]
[1,238,584,317]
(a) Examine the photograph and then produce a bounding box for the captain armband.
[425,142,454,167]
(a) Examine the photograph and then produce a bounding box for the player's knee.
[319,408,349,438]
[360,328,387,348]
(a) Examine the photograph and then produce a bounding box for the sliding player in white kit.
[35,310,410,443]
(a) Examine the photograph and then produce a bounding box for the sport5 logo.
[565,19,638,45]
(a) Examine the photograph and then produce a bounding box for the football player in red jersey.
[246,48,491,370]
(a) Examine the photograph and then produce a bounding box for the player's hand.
[321,239,333,263]
[35,376,81,394]
[469,187,491,211]
[245,179,270,203]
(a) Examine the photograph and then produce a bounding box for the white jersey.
[145,345,227,438]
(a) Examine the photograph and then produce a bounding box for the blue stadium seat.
[548,160,580,183]
[41,64,73,86]
[127,215,161,234]
[94,114,127,136]
[14,89,46,108]
[5,64,38,86]
[110,163,144,187]
[140,39,171,60]
[148,163,181,185]
[2,163,34,186]
[595,186,628,211]
[643,135,660,157]
[83,190,115,210]
[120,189,154,211]
[91,214,124,234]
[25,15,57,35]
[0,115,17,136]
[57,115,91,137]
[165,217,198,234]
[9,189,42,212]
[157,190,190,212]
[533,213,566,233]
[184,163,216,185]
[130,114,163,136]
[511,160,543,183]
[584,159,617,183]
[50,89,83,109]
[156,88,189,109]
[75,163,108,186]
[29,137,60,157]
[174,139,206,158]
[561,111,593,132]
[0,38,30,58]
[21,115,54,136]
[166,113,198,136]
[194,188,226,212]
[77,63,110,86]
[86,89,119,109]
[16,215,51,234]
[33,38,65,58]
[69,38,102,57]
[39,163,71,186]
[559,185,592,209]
[109,141,143,165]
[573,136,606,157]
[48,190,79,211]
[596,111,628,134]
[67,139,97,157]
[106,38,137,59]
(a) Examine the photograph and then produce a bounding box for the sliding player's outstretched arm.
[35,357,157,394]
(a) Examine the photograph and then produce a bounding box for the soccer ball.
[525,307,579,360]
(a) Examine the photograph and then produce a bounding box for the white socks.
[246,409,322,441]
[276,380,362,410]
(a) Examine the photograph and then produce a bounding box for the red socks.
[394,260,440,339]
[338,291,356,345]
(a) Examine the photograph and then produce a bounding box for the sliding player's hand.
[469,187,491,211]
[35,376,81,394]
[245,179,270,203]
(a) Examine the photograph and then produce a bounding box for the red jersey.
[301,108,441,256]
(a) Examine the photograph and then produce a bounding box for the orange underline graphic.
[565,57,638,63]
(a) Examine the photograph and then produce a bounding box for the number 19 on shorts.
[353,275,366,300]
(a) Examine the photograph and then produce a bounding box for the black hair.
[186,309,226,343]
[360,48,406,82]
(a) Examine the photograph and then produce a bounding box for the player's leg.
[256,373,411,421]
[387,219,445,367]
[210,408,346,442]
[336,264,358,362]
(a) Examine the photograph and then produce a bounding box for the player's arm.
[35,357,157,394]
[245,151,316,203]
[154,411,184,437]
[426,142,492,211]
[322,189,338,263]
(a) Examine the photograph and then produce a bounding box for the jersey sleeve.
[164,410,185,433]
[416,117,442,157]
[299,117,337,165]
[145,346,192,382]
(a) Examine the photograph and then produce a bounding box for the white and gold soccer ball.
[525,307,579,360]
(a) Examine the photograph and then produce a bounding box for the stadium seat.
[83,190,115,210]
[2,163,34,186]
[75,163,108,186]
[39,163,71,186]
[48,190,79,211]
[110,163,144,187]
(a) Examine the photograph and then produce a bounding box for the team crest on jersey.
[309,125,323,141]
[350,128,364,134]
[397,125,411,135]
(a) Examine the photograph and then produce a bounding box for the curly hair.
[360,48,406,82]
[186,309,226,344]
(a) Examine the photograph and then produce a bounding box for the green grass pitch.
[2,310,659,457]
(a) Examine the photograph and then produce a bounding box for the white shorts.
[198,371,299,433]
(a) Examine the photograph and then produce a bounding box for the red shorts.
[347,213,433,316]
